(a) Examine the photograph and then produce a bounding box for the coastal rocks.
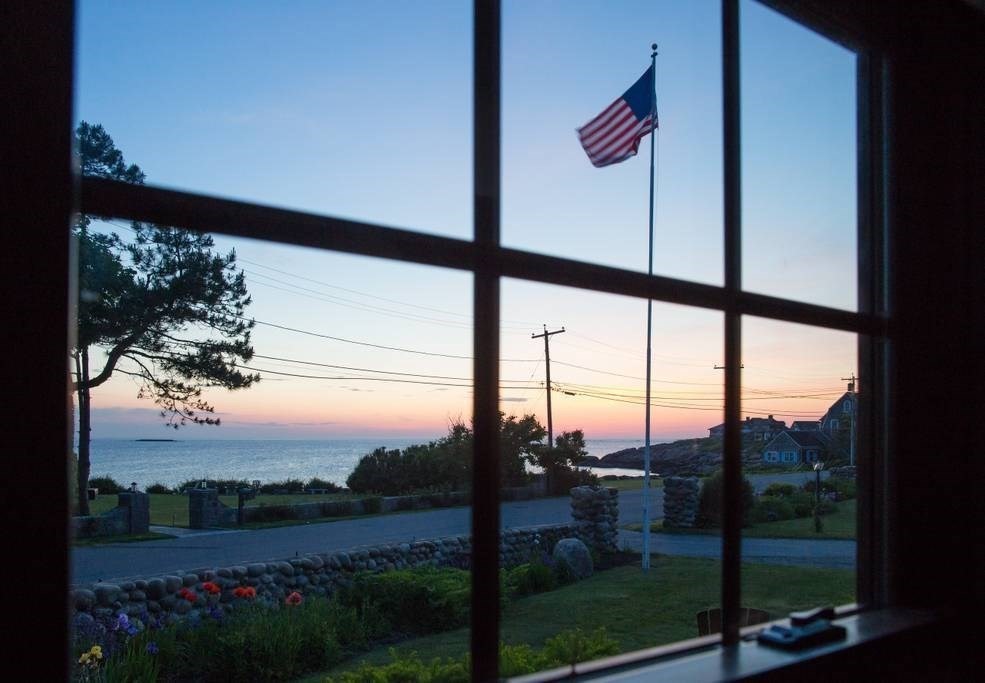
[570,486,619,552]
[662,477,700,528]
[552,538,593,580]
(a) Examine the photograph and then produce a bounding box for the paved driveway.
[72,471,843,584]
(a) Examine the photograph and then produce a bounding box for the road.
[72,471,843,584]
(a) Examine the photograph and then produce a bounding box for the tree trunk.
[76,348,92,516]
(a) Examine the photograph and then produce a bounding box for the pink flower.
[285,591,303,606]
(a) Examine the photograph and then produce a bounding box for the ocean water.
[87,438,649,489]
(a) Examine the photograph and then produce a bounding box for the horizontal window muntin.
[80,176,877,335]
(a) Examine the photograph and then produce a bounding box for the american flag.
[577,65,657,168]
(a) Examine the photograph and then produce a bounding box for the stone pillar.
[570,486,618,552]
[117,491,150,534]
[189,488,223,529]
[662,477,699,528]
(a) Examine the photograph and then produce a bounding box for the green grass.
[300,556,854,681]
[596,477,664,491]
[87,492,363,528]
[624,499,857,540]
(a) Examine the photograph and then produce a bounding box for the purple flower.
[126,624,138,637]
[208,606,224,620]
[146,641,159,655]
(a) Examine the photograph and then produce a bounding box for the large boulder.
[552,538,593,581]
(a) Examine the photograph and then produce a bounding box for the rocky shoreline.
[583,436,772,476]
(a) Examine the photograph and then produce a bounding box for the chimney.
[847,381,855,392]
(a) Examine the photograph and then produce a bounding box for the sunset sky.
[75,0,858,442]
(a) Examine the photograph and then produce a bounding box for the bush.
[697,470,755,528]
[361,496,383,514]
[339,568,471,636]
[259,478,306,494]
[547,466,599,495]
[750,496,797,523]
[762,483,797,498]
[146,482,172,494]
[332,628,620,682]
[306,477,342,492]
[505,560,557,598]
[88,475,123,494]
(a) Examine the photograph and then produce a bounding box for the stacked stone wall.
[662,477,699,528]
[570,486,618,552]
[70,524,574,625]
[73,492,150,538]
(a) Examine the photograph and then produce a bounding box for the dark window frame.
[12,0,895,679]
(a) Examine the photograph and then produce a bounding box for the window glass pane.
[740,316,857,615]
[502,0,722,285]
[70,214,477,679]
[76,1,472,239]
[499,281,724,666]
[740,0,858,310]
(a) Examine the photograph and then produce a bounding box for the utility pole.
[841,374,857,466]
[532,325,565,448]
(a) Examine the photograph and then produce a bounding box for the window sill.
[508,607,941,682]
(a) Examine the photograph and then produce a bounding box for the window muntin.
[70,0,879,678]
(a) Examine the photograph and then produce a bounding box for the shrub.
[339,568,471,636]
[540,627,620,666]
[505,560,557,598]
[548,466,599,495]
[88,475,122,494]
[762,482,797,498]
[249,504,297,522]
[145,482,172,494]
[697,470,755,528]
[306,477,342,492]
[259,478,306,494]
[331,628,620,682]
[750,496,797,523]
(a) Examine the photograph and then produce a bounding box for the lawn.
[87,492,363,528]
[301,555,854,681]
[624,499,857,540]
[596,477,663,491]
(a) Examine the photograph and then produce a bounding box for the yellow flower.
[78,653,90,665]
[90,645,103,659]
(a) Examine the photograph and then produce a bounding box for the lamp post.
[813,461,825,533]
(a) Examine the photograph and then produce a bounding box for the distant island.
[135,438,177,442]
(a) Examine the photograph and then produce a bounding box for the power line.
[239,364,539,390]
[246,317,538,362]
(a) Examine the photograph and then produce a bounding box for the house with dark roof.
[820,384,856,437]
[762,430,830,465]
[707,414,786,440]
[791,420,820,431]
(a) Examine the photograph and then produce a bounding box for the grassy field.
[624,499,857,540]
[301,555,854,681]
[87,492,363,528]
[597,477,663,491]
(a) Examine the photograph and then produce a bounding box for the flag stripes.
[576,65,657,168]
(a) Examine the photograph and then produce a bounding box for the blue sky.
[76,0,858,441]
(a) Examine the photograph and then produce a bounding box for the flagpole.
[642,43,658,572]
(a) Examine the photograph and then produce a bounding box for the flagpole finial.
[651,43,658,57]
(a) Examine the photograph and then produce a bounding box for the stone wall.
[73,492,150,538]
[188,489,237,528]
[662,477,700,528]
[570,486,619,552]
[70,524,574,625]
[188,485,548,529]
